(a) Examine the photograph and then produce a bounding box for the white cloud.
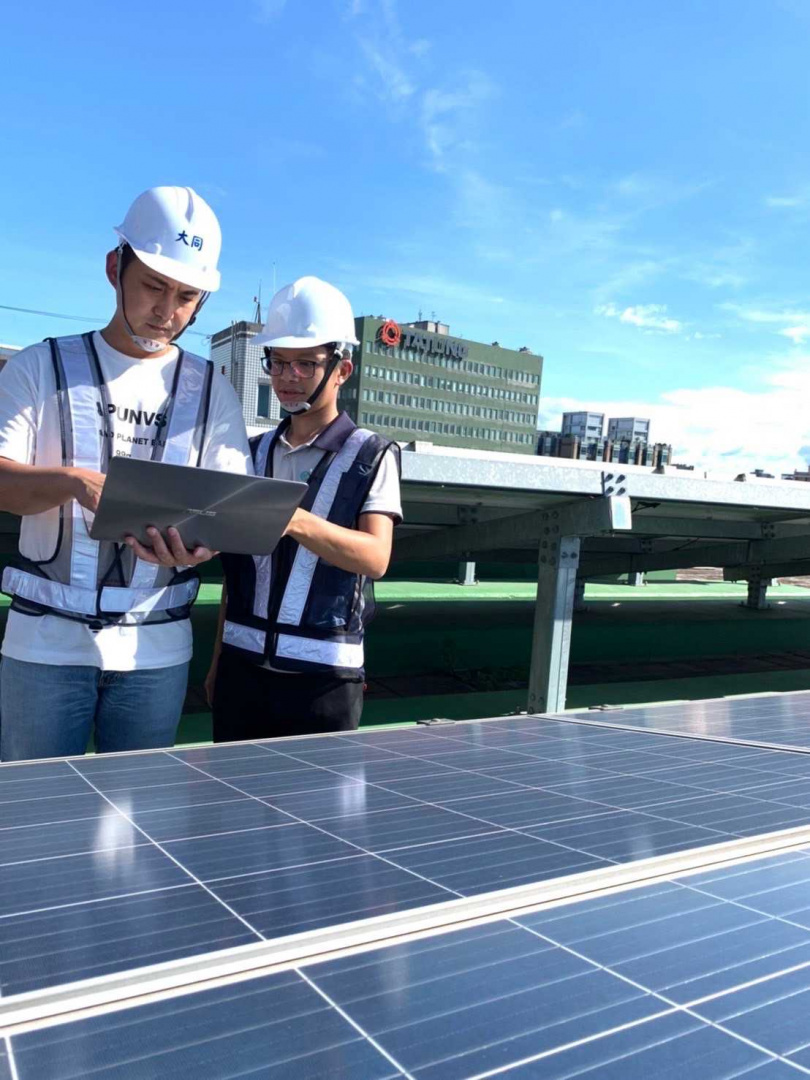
[765,191,810,209]
[421,71,495,168]
[539,355,810,476]
[596,302,682,333]
[721,302,810,344]
[361,271,505,307]
[356,37,415,101]
[409,38,432,57]
[611,173,714,208]
[779,325,810,345]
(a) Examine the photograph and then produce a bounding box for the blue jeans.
[0,658,190,761]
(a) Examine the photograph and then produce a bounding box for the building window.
[257,384,270,418]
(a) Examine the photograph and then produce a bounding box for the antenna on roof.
[252,282,262,324]
[418,308,423,321]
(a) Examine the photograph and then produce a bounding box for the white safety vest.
[2,333,212,626]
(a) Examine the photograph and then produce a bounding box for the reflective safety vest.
[221,412,396,678]
[1,333,213,627]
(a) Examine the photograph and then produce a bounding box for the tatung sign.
[377,320,469,360]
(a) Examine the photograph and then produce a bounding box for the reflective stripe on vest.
[2,567,199,617]
[251,431,274,619]
[125,350,209,593]
[276,633,364,670]
[5,335,209,619]
[276,428,373,627]
[220,624,365,671]
[223,619,265,653]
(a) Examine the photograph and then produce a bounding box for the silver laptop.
[90,457,307,555]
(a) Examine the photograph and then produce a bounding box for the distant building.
[537,429,671,468]
[538,411,670,468]
[607,416,650,442]
[782,468,810,482]
[209,321,281,430]
[345,317,542,454]
[561,411,604,439]
[0,344,21,372]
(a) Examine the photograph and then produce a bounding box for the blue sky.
[3,0,810,472]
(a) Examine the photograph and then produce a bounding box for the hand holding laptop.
[125,526,216,568]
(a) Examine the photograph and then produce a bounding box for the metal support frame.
[744,571,771,610]
[526,495,632,716]
[527,537,580,715]
[457,561,477,586]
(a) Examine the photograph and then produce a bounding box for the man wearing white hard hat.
[207,276,402,740]
[0,187,251,761]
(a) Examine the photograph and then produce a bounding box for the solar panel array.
[564,692,810,751]
[5,693,810,1077]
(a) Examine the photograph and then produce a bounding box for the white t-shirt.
[272,430,403,521]
[0,333,251,670]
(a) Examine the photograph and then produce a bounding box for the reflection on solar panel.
[6,693,810,1076]
[562,691,810,752]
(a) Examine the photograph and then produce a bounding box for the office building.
[607,416,650,442]
[345,317,542,453]
[209,321,281,430]
[561,411,605,439]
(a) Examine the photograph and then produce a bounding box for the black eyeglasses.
[263,350,327,378]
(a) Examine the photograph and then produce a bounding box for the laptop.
[90,457,307,555]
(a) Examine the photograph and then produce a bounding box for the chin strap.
[116,244,207,354]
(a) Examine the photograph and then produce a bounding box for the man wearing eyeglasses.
[206,276,402,740]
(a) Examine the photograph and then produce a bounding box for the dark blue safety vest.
[221,412,397,678]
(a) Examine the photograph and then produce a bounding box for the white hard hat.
[114,186,222,293]
[254,276,360,351]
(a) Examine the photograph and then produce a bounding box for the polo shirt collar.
[275,411,356,453]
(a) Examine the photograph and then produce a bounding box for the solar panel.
[6,705,810,1076]
[10,849,810,1078]
[560,691,810,752]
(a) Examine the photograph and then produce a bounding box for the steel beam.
[457,561,477,586]
[393,495,632,562]
[528,536,581,715]
[630,515,810,540]
[724,562,810,582]
[581,532,810,578]
[744,574,771,610]
[526,496,632,715]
